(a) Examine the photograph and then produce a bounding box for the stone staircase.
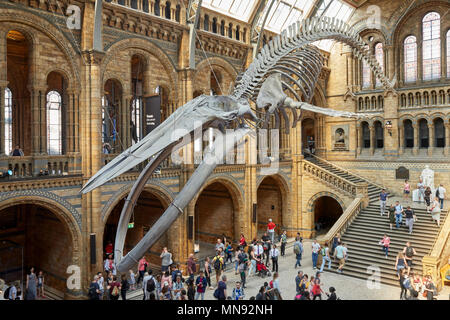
[306,156,447,287]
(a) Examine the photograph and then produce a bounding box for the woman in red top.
[239,234,246,249]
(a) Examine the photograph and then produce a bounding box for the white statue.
[420,165,435,190]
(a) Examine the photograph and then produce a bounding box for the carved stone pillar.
[66,89,75,153]
[445,122,450,156]
[413,123,419,155]
[398,123,404,155]
[356,125,362,155]
[39,86,48,154]
[428,123,434,156]
[369,125,375,156]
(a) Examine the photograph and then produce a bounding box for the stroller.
[256,260,271,278]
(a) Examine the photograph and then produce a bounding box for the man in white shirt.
[311,240,321,270]
[269,244,280,272]
[215,239,225,252]
[437,183,446,210]
[97,272,105,300]
[253,241,264,259]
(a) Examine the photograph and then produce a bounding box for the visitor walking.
[137,256,148,287]
[269,244,279,272]
[430,196,441,226]
[402,242,417,276]
[295,271,304,293]
[319,242,331,272]
[238,259,247,288]
[267,219,276,244]
[280,230,287,256]
[214,275,227,300]
[231,281,245,300]
[128,269,136,291]
[334,242,346,274]
[160,247,173,272]
[399,269,408,300]
[248,249,257,276]
[88,275,101,300]
[379,234,390,258]
[120,274,129,300]
[104,254,116,276]
[270,272,281,296]
[293,237,303,268]
[187,254,197,282]
[195,271,207,300]
[424,186,432,209]
[311,240,321,270]
[388,204,395,230]
[97,272,105,299]
[311,278,323,300]
[379,189,388,215]
[394,201,404,229]
[25,267,37,300]
[404,206,417,234]
[225,242,233,265]
[331,233,340,256]
[436,183,446,210]
[212,252,224,287]
[403,179,411,202]
[417,179,425,204]
[37,271,45,299]
[395,252,407,279]
[204,258,212,288]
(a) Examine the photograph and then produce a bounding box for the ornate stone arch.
[306,191,345,215]
[371,116,385,127]
[0,190,82,264]
[195,56,239,78]
[0,11,81,90]
[399,114,416,125]
[101,181,175,224]
[430,112,446,122]
[44,67,74,91]
[101,37,178,102]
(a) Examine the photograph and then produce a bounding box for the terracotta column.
[445,122,450,156]
[0,81,7,155]
[428,122,434,156]
[369,125,375,156]
[413,123,419,155]
[398,123,404,155]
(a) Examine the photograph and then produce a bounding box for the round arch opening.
[256,176,283,238]
[194,182,237,258]
[0,203,74,298]
[104,190,169,267]
[313,196,343,235]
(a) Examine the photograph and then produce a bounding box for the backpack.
[238,253,246,264]
[3,286,11,300]
[406,247,414,258]
[269,280,273,288]
[213,257,222,270]
[111,285,119,296]
[88,283,97,299]
[293,243,300,254]
[146,276,156,292]
[321,248,326,256]
[213,288,220,299]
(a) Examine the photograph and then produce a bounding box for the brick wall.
[256,180,282,235]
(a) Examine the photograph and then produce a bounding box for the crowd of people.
[3,267,45,300]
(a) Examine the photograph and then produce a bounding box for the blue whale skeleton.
[81,17,395,273]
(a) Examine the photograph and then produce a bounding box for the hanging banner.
[143,95,161,136]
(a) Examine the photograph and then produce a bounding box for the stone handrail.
[0,155,73,177]
[422,210,450,290]
[318,197,364,246]
[308,153,387,193]
[302,160,360,197]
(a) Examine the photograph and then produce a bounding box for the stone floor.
[127,238,450,300]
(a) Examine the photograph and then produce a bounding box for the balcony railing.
[0,155,74,178]
[399,86,450,110]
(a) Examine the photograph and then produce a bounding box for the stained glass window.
[422,12,440,81]
[404,36,417,82]
[375,43,384,87]
[4,87,12,155]
[362,46,371,88]
[47,91,62,155]
[447,30,450,78]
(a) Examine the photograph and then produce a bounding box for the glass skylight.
[202,0,259,22]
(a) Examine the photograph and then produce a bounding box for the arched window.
[400,94,406,108]
[418,119,429,148]
[46,91,62,155]
[364,97,370,110]
[408,93,414,107]
[362,122,370,148]
[175,5,181,22]
[143,0,149,13]
[358,97,363,111]
[415,92,421,106]
[447,30,450,78]
[422,12,441,81]
[375,43,384,87]
[374,121,383,148]
[404,120,414,148]
[212,18,217,33]
[404,36,417,82]
[4,87,12,155]
[362,46,371,88]
[204,15,209,31]
[165,1,171,19]
[377,96,384,110]
[228,23,233,39]
[131,97,141,144]
[131,0,137,9]
[434,118,445,147]
[236,26,240,41]
[220,20,225,36]
[423,91,430,105]
[431,91,437,105]
[154,0,160,16]
[371,96,377,110]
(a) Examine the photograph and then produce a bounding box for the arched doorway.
[256,176,283,238]
[194,182,236,257]
[0,203,74,298]
[104,190,168,266]
[313,196,343,235]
